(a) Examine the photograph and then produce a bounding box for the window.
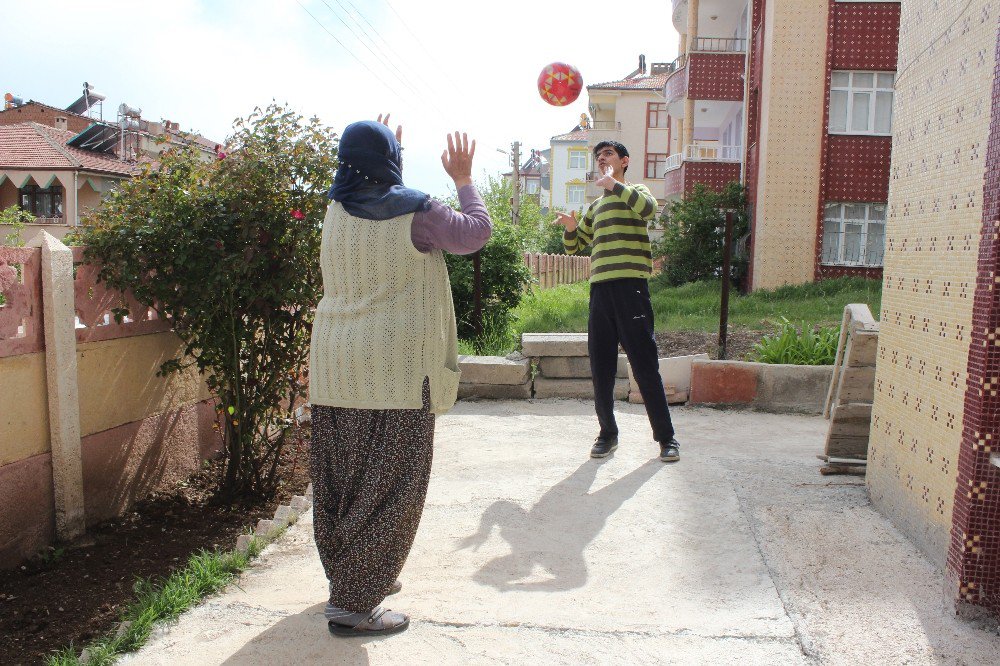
[645,154,668,179]
[19,183,64,219]
[647,103,667,128]
[567,185,585,205]
[568,149,587,169]
[829,71,895,135]
[526,179,539,194]
[822,202,886,266]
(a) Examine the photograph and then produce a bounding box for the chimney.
[54,116,68,131]
[639,54,647,75]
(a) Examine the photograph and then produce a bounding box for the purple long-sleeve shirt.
[411,185,492,255]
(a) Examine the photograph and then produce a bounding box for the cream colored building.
[586,57,671,205]
[867,0,1000,622]
[547,125,590,215]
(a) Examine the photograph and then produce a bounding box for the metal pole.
[511,141,521,226]
[473,250,483,338]
[718,211,733,359]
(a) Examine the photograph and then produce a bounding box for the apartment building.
[548,123,590,215]
[664,0,900,291]
[586,56,672,206]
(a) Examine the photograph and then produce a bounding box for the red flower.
[291,209,305,220]
[216,151,227,160]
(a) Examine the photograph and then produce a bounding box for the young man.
[554,140,680,462]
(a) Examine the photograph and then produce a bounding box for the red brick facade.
[665,161,741,199]
[0,102,93,134]
[813,0,899,282]
[688,53,746,101]
[949,17,1000,622]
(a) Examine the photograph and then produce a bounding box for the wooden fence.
[524,252,590,289]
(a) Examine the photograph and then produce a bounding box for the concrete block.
[756,364,834,414]
[290,495,311,512]
[458,382,532,400]
[255,519,277,537]
[235,534,253,552]
[533,377,628,400]
[836,366,876,404]
[626,354,705,400]
[458,355,531,385]
[629,388,688,405]
[522,333,588,357]
[846,331,879,367]
[273,505,296,526]
[305,483,314,499]
[538,354,628,379]
[690,360,759,406]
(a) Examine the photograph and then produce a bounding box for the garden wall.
[0,237,218,568]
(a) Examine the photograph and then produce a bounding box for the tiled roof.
[0,122,138,176]
[587,71,671,91]
[551,128,589,141]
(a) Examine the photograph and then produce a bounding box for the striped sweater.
[563,182,657,282]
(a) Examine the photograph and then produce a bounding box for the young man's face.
[595,146,628,180]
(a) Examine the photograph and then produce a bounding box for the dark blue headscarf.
[328,120,431,220]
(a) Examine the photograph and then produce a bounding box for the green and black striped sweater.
[563,182,657,283]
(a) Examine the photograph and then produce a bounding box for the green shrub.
[751,317,840,365]
[444,175,534,344]
[653,181,748,289]
[79,104,337,499]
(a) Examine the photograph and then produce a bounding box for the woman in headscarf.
[308,115,490,637]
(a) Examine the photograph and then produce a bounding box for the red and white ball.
[537,62,583,107]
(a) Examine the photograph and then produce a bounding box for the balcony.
[693,37,746,53]
[587,120,622,147]
[664,142,742,199]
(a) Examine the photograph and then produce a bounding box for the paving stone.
[522,333,588,357]
[458,382,532,400]
[458,355,531,385]
[533,376,628,400]
[538,354,628,379]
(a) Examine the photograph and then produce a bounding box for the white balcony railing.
[693,37,747,53]
[666,153,683,172]
[590,120,621,131]
[684,144,742,162]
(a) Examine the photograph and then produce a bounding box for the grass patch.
[46,530,278,665]
[505,277,881,337]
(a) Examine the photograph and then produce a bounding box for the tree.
[653,181,748,288]
[80,104,338,500]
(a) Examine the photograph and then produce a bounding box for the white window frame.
[567,184,585,205]
[821,202,886,267]
[525,179,540,194]
[829,70,895,136]
[568,149,587,169]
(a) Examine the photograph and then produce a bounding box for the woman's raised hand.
[377,113,403,144]
[441,131,476,189]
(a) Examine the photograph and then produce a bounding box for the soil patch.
[0,432,311,666]
[655,329,762,361]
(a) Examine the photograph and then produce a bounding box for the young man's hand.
[552,210,578,232]
[594,165,617,191]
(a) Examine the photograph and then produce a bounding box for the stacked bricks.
[457,355,532,400]
[522,333,628,400]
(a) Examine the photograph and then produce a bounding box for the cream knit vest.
[309,202,460,414]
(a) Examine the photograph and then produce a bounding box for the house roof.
[551,127,589,141]
[0,122,138,176]
[587,70,671,91]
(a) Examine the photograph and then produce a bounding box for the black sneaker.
[659,438,680,462]
[590,435,618,458]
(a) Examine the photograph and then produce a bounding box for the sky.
[3,0,679,198]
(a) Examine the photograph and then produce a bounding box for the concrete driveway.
[123,400,1000,665]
